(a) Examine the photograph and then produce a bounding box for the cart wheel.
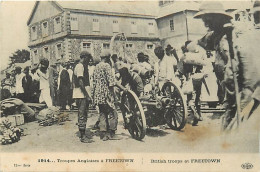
[120,90,146,140]
[161,82,187,130]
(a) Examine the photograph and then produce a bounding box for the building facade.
[156,1,206,49]
[27,1,160,65]
[28,1,255,65]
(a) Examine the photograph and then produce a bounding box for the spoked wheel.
[120,90,146,140]
[161,82,187,130]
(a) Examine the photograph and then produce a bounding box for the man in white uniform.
[36,58,53,107]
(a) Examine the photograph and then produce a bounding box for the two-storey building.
[156,1,206,48]
[27,1,160,65]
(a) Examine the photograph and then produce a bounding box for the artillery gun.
[118,81,187,140]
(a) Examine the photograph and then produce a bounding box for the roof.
[157,1,201,18]
[222,1,253,11]
[57,1,158,18]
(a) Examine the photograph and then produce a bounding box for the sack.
[182,79,194,95]
[183,53,206,66]
[36,106,60,121]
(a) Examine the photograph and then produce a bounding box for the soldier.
[22,66,33,103]
[246,0,260,118]
[1,72,13,92]
[92,51,120,141]
[115,62,144,98]
[15,66,25,101]
[57,62,70,110]
[73,51,93,143]
[194,1,260,129]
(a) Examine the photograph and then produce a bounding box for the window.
[148,22,155,34]
[31,26,37,41]
[43,47,50,59]
[42,21,48,37]
[32,50,39,64]
[81,42,92,54]
[70,14,78,31]
[131,21,137,34]
[93,19,100,32]
[112,20,119,33]
[235,14,240,21]
[126,43,133,48]
[170,19,174,31]
[54,17,61,33]
[82,42,91,49]
[56,43,63,59]
[103,43,110,50]
[34,50,38,57]
[147,44,154,50]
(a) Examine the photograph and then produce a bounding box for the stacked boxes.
[6,114,24,126]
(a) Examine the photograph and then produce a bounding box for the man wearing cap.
[73,51,93,143]
[92,50,119,141]
[194,1,260,128]
[22,66,33,103]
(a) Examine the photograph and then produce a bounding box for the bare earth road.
[1,109,259,153]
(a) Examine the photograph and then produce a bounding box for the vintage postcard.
[0,0,259,171]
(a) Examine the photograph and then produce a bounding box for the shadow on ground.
[146,128,169,137]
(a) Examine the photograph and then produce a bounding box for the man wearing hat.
[194,1,260,128]
[73,51,93,143]
[92,50,119,141]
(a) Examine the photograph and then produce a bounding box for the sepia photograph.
[0,0,259,171]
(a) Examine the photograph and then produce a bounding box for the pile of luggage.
[0,117,23,145]
[36,107,69,126]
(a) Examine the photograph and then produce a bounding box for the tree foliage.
[9,49,30,65]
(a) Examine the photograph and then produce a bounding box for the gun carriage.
[117,80,187,140]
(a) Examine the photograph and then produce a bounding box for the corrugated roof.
[57,1,159,17]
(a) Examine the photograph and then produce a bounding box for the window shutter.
[54,17,62,33]
[112,20,119,33]
[70,14,78,31]
[131,22,137,34]
[93,19,100,32]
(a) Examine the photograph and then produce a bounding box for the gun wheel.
[120,90,146,140]
[161,82,187,130]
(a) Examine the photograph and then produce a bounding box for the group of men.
[1,1,259,143]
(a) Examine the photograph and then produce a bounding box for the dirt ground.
[1,109,259,153]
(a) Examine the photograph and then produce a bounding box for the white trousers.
[39,87,53,107]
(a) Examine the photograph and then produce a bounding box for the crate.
[5,114,24,127]
[6,116,16,127]
[15,114,24,126]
